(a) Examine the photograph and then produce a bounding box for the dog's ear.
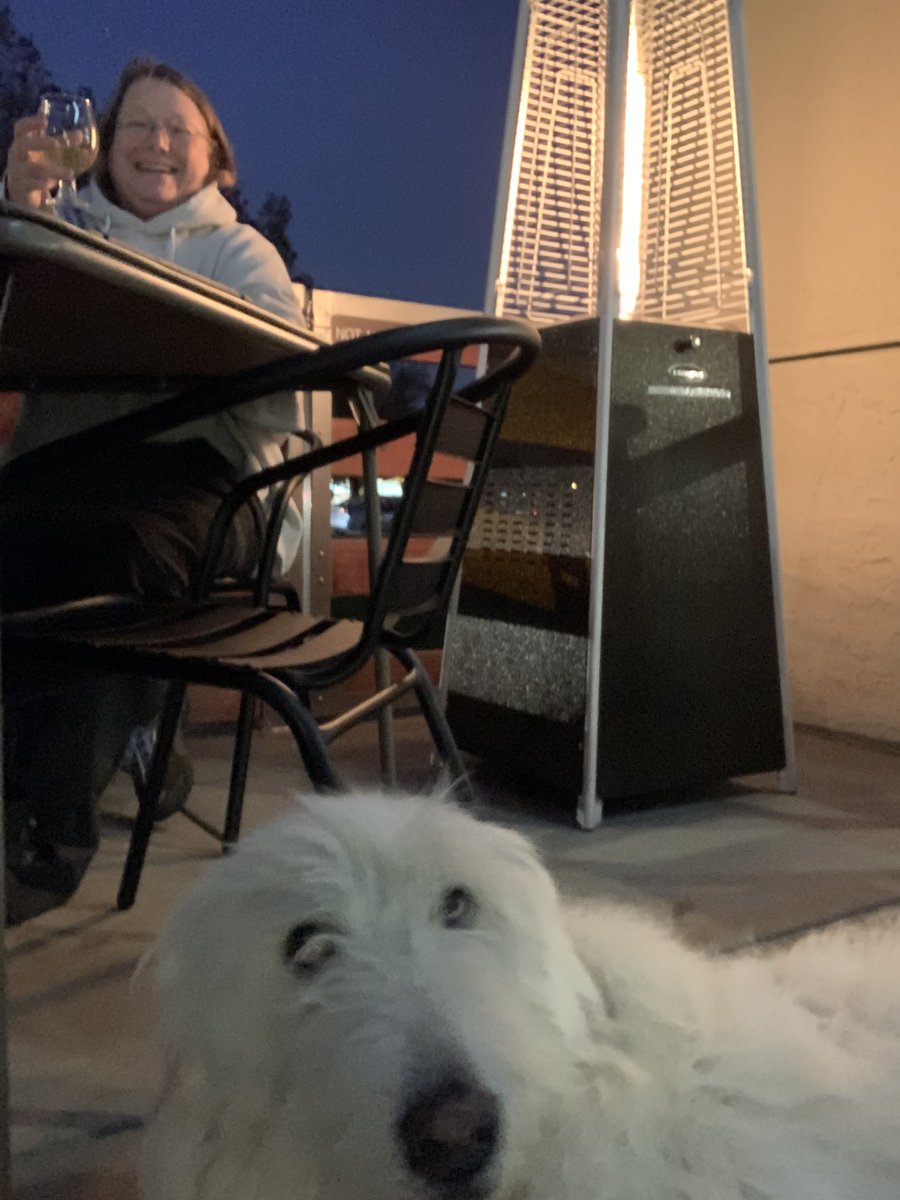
[134,926,219,1087]
[133,940,223,1199]
[129,940,175,1084]
[141,1054,226,1200]
[131,941,160,1010]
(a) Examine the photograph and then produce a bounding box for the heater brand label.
[668,365,707,382]
[647,385,733,400]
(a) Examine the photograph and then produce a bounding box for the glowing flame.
[617,11,645,318]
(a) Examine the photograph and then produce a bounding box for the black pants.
[1,440,263,913]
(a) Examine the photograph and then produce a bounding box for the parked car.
[330,493,401,537]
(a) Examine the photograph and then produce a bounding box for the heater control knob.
[674,334,702,352]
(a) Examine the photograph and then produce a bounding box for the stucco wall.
[746,0,900,741]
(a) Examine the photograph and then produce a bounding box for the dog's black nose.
[397,1076,500,1188]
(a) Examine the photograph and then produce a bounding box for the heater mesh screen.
[469,467,595,558]
[495,0,749,331]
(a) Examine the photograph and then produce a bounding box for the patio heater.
[443,0,794,827]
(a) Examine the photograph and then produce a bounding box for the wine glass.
[39,92,98,212]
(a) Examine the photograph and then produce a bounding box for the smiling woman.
[0,58,308,923]
[93,58,237,218]
[106,79,215,217]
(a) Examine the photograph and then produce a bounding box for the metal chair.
[2,316,541,909]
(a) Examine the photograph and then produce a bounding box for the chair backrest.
[179,316,539,687]
[360,319,540,651]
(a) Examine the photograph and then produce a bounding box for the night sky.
[8,0,523,309]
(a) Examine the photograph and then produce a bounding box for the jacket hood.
[79,181,238,242]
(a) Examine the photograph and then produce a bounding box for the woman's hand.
[4,113,74,209]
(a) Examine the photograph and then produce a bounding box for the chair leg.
[254,674,344,792]
[354,396,397,788]
[374,647,398,788]
[117,680,186,911]
[285,703,344,792]
[118,674,342,910]
[222,692,257,851]
[392,647,477,805]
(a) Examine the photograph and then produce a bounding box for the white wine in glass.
[39,92,98,211]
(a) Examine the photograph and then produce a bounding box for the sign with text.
[332,315,481,366]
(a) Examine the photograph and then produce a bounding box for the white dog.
[143,792,900,1200]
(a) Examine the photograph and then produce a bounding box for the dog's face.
[147,794,601,1200]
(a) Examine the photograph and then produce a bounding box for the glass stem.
[57,179,79,211]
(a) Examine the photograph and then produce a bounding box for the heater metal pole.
[727,0,797,792]
[579,0,632,830]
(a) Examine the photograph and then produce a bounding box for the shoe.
[12,842,80,895]
[123,724,195,821]
[154,743,195,821]
[5,829,93,925]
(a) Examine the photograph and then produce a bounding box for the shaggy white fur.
[143,792,900,1200]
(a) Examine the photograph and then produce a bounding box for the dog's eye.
[283,923,337,974]
[440,886,478,929]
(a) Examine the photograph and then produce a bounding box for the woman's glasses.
[117,117,209,146]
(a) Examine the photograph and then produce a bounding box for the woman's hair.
[94,57,238,202]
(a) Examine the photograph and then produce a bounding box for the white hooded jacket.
[10,182,306,565]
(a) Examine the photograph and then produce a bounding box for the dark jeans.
[0,439,264,917]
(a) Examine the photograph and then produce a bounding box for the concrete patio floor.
[6,720,900,1197]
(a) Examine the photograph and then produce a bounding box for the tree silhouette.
[0,4,55,163]
[231,188,301,278]
[222,185,299,274]
[222,183,255,226]
[255,192,297,275]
